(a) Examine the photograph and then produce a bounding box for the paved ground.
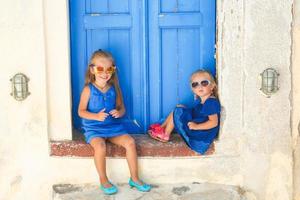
[53,182,254,200]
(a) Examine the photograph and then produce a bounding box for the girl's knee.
[93,141,106,153]
[124,137,136,149]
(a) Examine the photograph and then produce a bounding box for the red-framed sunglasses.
[89,64,116,74]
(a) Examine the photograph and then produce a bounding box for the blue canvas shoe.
[128,178,151,192]
[100,182,118,195]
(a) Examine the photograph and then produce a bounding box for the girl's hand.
[187,122,198,130]
[96,108,109,121]
[109,109,123,118]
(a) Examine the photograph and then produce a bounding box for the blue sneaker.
[128,178,151,192]
[100,182,118,195]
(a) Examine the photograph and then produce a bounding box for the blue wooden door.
[148,0,216,124]
[70,0,145,133]
[70,0,215,133]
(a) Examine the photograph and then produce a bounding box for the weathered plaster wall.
[218,1,293,199]
[292,0,300,199]
[0,0,295,200]
[242,1,293,200]
[0,0,49,199]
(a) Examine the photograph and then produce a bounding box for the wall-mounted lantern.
[260,68,279,97]
[10,73,30,101]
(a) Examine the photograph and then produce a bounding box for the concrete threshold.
[53,182,253,200]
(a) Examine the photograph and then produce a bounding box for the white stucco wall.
[44,0,72,141]
[293,0,300,199]
[0,0,296,200]
[219,0,294,199]
[242,1,293,199]
[0,0,49,199]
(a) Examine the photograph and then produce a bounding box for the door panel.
[88,0,129,14]
[161,0,201,12]
[148,0,216,123]
[70,0,144,133]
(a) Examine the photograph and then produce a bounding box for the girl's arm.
[78,86,109,121]
[188,114,218,130]
[117,103,125,116]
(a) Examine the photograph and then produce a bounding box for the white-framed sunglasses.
[191,80,211,88]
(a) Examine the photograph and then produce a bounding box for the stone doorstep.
[50,134,214,157]
[53,182,249,200]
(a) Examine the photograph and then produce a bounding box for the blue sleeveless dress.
[173,97,221,154]
[82,83,127,143]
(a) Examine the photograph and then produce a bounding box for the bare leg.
[161,111,173,127]
[90,138,112,187]
[161,111,174,135]
[108,134,142,184]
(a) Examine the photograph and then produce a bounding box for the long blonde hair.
[85,49,124,109]
[190,69,219,100]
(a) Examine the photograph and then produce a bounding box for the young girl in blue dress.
[148,69,221,154]
[78,49,151,195]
